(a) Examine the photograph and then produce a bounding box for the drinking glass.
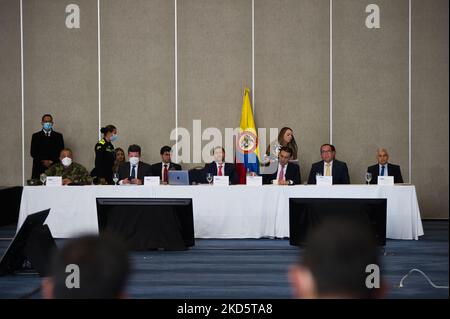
[113,173,119,185]
[365,172,372,185]
[206,173,213,185]
[40,173,47,186]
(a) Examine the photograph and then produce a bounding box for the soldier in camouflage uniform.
[45,148,92,185]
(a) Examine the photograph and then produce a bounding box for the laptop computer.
[168,170,190,185]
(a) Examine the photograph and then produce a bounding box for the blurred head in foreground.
[42,235,129,299]
[289,218,385,299]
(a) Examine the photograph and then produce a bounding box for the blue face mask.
[110,134,118,142]
[43,122,53,131]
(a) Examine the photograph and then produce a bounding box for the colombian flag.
[235,88,260,183]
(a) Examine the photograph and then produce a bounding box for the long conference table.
[18,184,424,240]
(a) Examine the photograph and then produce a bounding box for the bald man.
[367,148,404,184]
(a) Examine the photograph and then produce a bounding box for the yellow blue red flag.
[235,88,260,182]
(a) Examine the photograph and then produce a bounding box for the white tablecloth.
[18,185,424,240]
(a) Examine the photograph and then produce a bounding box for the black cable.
[19,286,42,299]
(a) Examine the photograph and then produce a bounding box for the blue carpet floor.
[0,221,448,299]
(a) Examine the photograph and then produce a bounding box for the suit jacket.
[118,161,152,182]
[30,130,65,179]
[151,162,182,179]
[307,159,350,184]
[263,162,301,185]
[367,163,403,184]
[203,162,239,185]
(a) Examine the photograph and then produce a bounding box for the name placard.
[213,176,229,186]
[46,176,62,187]
[377,176,394,185]
[144,176,160,186]
[316,176,332,186]
[246,176,262,186]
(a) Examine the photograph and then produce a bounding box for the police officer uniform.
[91,138,115,184]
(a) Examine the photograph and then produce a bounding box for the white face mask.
[129,157,139,165]
[61,157,72,167]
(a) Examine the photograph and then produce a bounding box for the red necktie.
[278,165,285,181]
[163,164,169,182]
[218,164,223,176]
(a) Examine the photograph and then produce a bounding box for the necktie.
[278,165,285,181]
[218,164,223,176]
[163,164,169,182]
[131,165,136,179]
[325,163,331,176]
[380,165,385,176]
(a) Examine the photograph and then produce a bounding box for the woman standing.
[91,125,117,184]
[266,127,298,160]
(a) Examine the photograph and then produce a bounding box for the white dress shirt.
[277,163,288,180]
[216,162,226,176]
[379,164,388,176]
[161,162,170,181]
[323,160,333,176]
[129,163,139,179]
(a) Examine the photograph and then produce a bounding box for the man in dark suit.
[30,114,65,179]
[203,146,238,185]
[118,144,152,185]
[263,146,301,185]
[151,145,182,184]
[367,148,404,184]
[308,144,350,184]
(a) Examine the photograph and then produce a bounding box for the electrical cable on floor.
[19,286,41,299]
[398,268,449,289]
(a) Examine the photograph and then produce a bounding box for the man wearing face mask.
[30,114,65,179]
[118,144,152,185]
[45,148,92,185]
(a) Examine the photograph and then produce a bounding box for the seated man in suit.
[367,148,404,184]
[308,144,350,184]
[151,145,182,184]
[45,148,92,185]
[118,144,152,185]
[203,146,238,185]
[263,146,301,185]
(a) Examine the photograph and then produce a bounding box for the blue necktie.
[131,165,136,179]
[380,165,385,176]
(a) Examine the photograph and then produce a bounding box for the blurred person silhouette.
[41,235,129,299]
[289,218,386,299]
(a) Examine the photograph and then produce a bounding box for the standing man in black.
[367,148,404,184]
[307,144,350,184]
[151,146,182,184]
[30,114,64,179]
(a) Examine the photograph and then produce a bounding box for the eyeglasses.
[321,150,333,154]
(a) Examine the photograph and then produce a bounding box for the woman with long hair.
[266,127,298,160]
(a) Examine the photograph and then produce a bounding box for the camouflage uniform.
[45,162,92,185]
